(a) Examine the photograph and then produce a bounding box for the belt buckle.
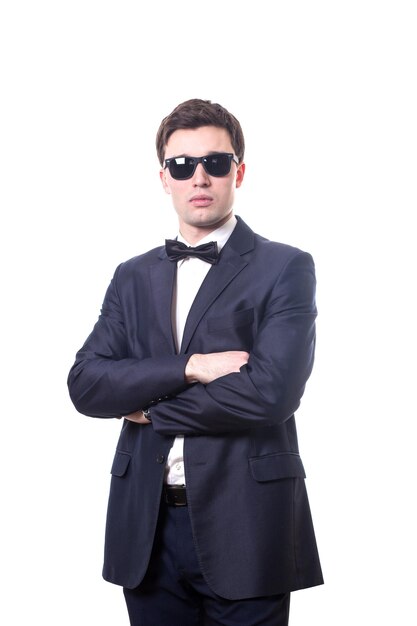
[165,485,187,507]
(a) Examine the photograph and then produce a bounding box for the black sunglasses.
[164,153,239,180]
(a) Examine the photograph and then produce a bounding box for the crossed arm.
[68,250,316,432]
[124,350,249,424]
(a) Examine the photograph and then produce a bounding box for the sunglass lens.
[169,157,195,180]
[204,154,231,176]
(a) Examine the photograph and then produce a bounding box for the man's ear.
[236,162,245,188]
[160,169,171,194]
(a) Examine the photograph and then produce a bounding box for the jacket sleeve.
[150,251,317,434]
[67,265,189,418]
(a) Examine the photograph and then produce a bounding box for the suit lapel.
[180,218,255,353]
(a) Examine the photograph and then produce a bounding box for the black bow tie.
[165,239,219,265]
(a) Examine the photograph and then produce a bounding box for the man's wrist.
[185,354,199,384]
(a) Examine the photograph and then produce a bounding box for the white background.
[1,1,416,624]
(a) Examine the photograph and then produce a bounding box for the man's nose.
[192,162,210,185]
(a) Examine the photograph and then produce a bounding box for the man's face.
[160,126,245,242]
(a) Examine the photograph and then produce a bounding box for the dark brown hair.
[156,98,245,166]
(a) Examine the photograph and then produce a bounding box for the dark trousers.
[123,502,290,626]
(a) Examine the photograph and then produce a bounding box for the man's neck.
[178,212,234,246]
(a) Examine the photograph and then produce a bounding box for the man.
[68,98,323,625]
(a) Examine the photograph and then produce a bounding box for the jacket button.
[156,454,165,464]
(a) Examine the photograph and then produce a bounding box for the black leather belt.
[163,485,187,507]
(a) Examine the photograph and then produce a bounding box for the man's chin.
[188,210,232,230]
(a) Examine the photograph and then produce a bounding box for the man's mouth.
[189,195,213,207]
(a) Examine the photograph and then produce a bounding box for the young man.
[68,99,323,625]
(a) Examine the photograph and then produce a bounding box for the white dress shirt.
[165,214,237,485]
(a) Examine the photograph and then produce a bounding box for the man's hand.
[124,411,151,424]
[185,351,249,385]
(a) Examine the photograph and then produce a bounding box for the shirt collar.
[177,214,237,253]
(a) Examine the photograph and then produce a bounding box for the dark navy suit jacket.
[68,217,323,599]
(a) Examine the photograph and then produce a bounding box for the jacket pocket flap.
[249,453,306,482]
[110,451,131,477]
